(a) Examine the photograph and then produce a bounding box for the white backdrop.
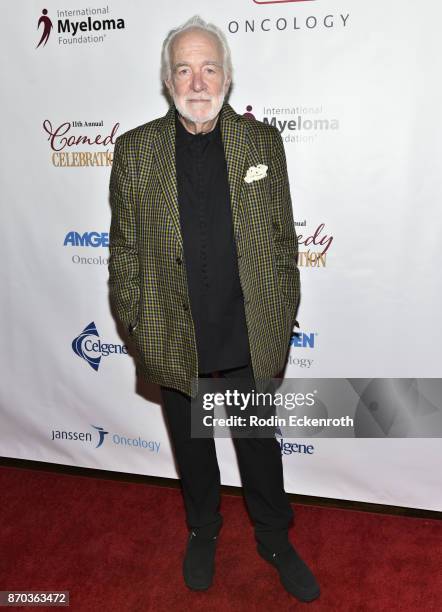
[1,0,441,512]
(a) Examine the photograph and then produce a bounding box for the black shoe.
[257,542,320,602]
[183,530,219,591]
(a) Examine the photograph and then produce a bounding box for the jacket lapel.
[152,101,259,247]
[152,105,182,247]
[221,104,265,238]
[219,102,249,236]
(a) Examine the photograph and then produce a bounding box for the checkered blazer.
[108,102,300,398]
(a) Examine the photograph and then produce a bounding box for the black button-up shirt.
[175,110,250,373]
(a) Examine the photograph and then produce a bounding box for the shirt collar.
[175,109,220,144]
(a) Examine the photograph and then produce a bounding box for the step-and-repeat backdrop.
[1,1,441,511]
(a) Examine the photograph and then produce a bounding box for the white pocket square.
[244,164,268,183]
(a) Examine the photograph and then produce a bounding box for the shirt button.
[176,256,182,265]
[182,303,189,311]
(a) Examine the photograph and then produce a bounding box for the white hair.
[160,15,233,84]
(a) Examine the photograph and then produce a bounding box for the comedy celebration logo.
[42,119,119,167]
[295,221,334,268]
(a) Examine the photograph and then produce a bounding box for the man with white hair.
[109,15,320,602]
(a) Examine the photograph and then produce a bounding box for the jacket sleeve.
[269,127,301,327]
[108,134,140,333]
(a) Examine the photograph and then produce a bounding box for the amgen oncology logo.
[290,331,317,349]
[64,232,109,265]
[64,231,109,247]
[72,322,128,371]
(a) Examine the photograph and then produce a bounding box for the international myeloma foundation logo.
[35,6,125,48]
[241,103,340,146]
[36,9,53,48]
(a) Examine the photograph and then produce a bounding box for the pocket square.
[244,164,268,183]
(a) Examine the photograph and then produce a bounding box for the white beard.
[171,89,226,125]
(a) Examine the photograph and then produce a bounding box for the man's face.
[165,28,230,125]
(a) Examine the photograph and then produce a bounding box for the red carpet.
[0,466,440,611]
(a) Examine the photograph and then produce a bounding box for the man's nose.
[191,72,205,92]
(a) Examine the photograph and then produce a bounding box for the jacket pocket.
[128,317,139,336]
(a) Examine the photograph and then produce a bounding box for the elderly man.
[109,15,319,602]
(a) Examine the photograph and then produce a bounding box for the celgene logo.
[64,232,109,247]
[72,322,128,371]
[278,439,314,455]
[275,428,314,455]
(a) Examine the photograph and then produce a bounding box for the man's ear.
[224,76,232,94]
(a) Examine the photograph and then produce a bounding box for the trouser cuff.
[189,516,223,538]
[255,529,291,553]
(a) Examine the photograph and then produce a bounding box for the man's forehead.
[170,28,222,59]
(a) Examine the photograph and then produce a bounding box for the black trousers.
[160,360,294,552]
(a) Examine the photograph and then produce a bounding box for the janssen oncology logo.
[51,424,160,453]
[228,1,350,34]
[52,424,109,448]
[72,322,128,371]
[36,6,125,48]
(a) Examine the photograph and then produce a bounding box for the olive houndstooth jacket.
[108,102,300,398]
